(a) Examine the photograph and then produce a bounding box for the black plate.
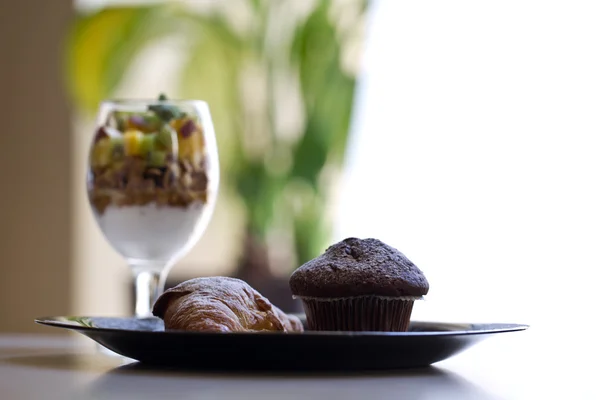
[35,316,527,371]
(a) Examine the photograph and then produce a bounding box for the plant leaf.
[178,13,246,173]
[289,0,357,184]
[292,193,329,264]
[291,1,340,110]
[65,6,174,114]
[234,161,285,237]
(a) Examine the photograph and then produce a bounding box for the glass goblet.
[87,98,219,317]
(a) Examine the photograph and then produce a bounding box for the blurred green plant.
[66,0,368,279]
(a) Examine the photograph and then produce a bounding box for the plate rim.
[34,316,529,337]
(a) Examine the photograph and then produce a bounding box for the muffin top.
[289,237,429,298]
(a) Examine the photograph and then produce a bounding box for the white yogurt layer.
[94,202,211,265]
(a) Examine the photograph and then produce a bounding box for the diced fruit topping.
[169,118,185,132]
[139,133,156,156]
[96,125,123,141]
[88,94,210,214]
[127,115,146,130]
[123,129,145,156]
[126,114,162,132]
[91,137,112,167]
[179,134,203,163]
[94,127,109,143]
[110,136,125,160]
[156,125,177,152]
[179,119,197,138]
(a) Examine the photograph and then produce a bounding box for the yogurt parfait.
[87,95,219,268]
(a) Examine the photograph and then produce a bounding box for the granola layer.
[89,157,208,215]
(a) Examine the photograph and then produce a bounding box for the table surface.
[0,327,596,400]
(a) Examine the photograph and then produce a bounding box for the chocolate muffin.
[289,237,429,332]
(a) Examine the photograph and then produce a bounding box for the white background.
[336,0,600,331]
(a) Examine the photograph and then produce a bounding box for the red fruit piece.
[94,127,109,143]
[179,119,197,138]
[128,115,148,130]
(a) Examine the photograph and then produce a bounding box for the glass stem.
[133,268,167,318]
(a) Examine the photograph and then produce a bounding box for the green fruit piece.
[111,111,129,131]
[156,125,177,151]
[126,113,163,133]
[139,133,157,156]
[147,150,168,167]
[144,114,163,131]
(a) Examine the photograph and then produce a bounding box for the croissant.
[152,277,303,333]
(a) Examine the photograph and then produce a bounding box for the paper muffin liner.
[298,295,423,332]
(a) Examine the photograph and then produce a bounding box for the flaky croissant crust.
[152,277,303,333]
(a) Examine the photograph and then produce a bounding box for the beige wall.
[0,0,74,332]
